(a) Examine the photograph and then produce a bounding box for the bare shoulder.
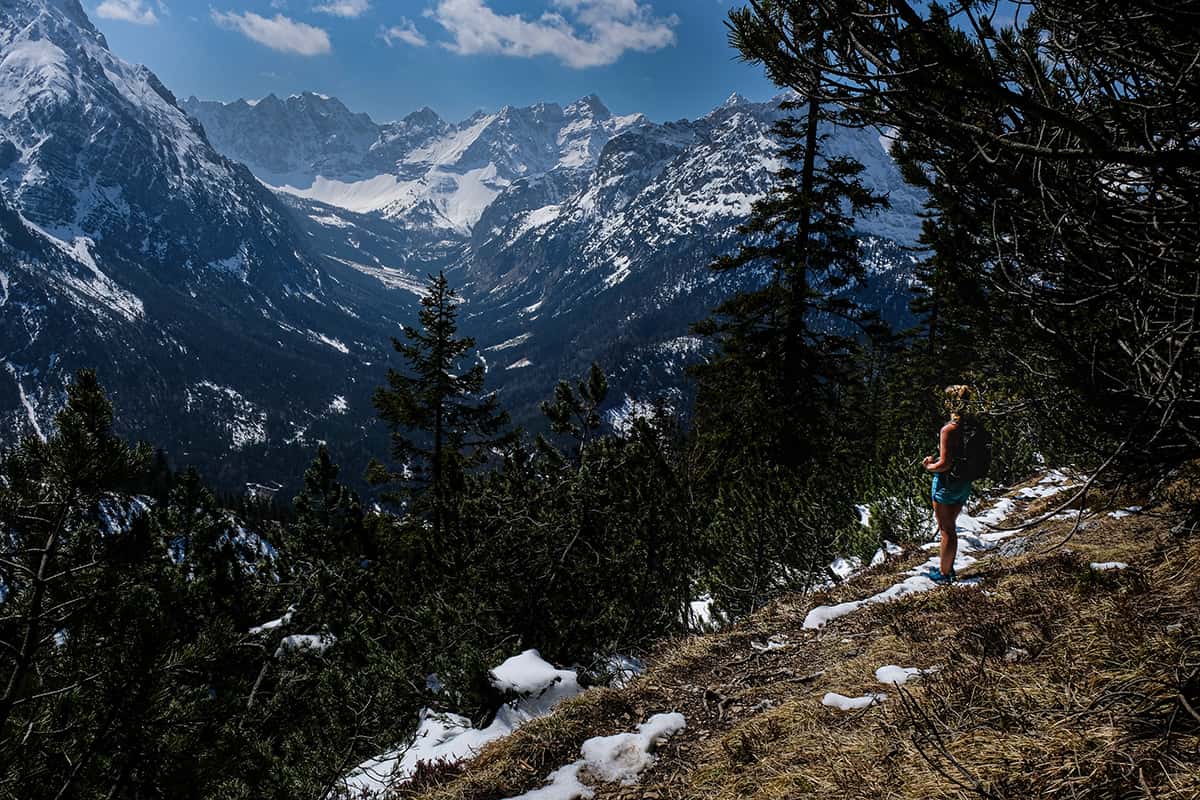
[942,420,961,435]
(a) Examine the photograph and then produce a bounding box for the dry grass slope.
[403,464,1200,800]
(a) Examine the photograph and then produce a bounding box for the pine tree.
[693,7,888,472]
[538,362,608,463]
[371,271,514,557]
[0,370,147,742]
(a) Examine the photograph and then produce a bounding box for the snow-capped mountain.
[0,0,407,485]
[190,89,925,429]
[183,92,646,236]
[0,0,926,490]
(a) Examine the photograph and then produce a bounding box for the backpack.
[950,416,992,482]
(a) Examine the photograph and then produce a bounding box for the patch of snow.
[250,607,295,635]
[829,556,862,580]
[344,650,583,795]
[506,357,533,370]
[307,330,350,354]
[514,204,562,240]
[604,655,645,689]
[875,665,924,685]
[185,381,267,450]
[822,692,886,711]
[275,633,334,657]
[605,394,659,436]
[1090,561,1129,571]
[688,595,718,631]
[3,362,45,441]
[869,540,903,568]
[308,212,354,228]
[751,635,789,652]
[1108,506,1142,519]
[487,333,532,351]
[325,255,427,296]
[803,575,940,630]
[21,221,144,321]
[328,395,348,414]
[601,255,631,290]
[505,713,686,800]
[580,713,686,784]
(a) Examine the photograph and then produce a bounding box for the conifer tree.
[693,6,888,472]
[538,362,608,463]
[0,370,147,740]
[371,272,513,555]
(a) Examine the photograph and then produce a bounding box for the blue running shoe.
[927,566,956,585]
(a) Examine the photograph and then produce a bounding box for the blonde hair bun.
[943,384,973,419]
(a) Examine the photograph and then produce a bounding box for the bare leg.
[933,501,961,576]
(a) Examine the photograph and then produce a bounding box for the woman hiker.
[922,385,974,584]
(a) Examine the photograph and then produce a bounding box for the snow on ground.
[343,650,584,795]
[751,635,789,652]
[1016,471,1081,499]
[324,255,427,296]
[273,174,409,214]
[822,692,886,711]
[1090,562,1129,571]
[875,665,925,686]
[307,330,350,354]
[869,540,903,567]
[504,713,686,800]
[805,470,1081,631]
[604,655,646,689]
[803,574,945,630]
[507,357,533,370]
[487,333,531,351]
[185,381,267,450]
[689,595,718,631]
[829,556,862,580]
[1109,506,1142,519]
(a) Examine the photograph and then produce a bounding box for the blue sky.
[92,0,780,123]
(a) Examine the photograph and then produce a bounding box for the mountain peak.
[565,93,611,120]
[403,106,444,127]
[721,92,749,108]
[15,0,108,49]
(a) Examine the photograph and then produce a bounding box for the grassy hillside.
[397,464,1200,800]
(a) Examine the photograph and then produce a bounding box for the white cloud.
[426,0,677,68]
[380,18,427,47]
[313,0,370,17]
[95,0,159,25]
[211,10,332,55]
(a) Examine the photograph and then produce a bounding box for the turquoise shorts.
[932,472,972,505]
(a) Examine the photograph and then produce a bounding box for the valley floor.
[401,464,1200,800]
